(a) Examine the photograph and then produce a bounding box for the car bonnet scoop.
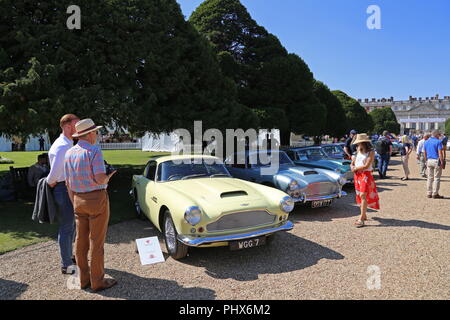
[303,170,318,175]
[220,191,248,198]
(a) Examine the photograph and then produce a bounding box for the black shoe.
[61,266,75,275]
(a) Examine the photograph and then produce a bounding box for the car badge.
[241,203,249,207]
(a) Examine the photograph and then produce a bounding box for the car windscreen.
[158,159,231,181]
[323,145,344,155]
[249,151,293,167]
[295,148,327,161]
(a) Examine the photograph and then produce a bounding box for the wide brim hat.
[353,133,371,145]
[72,118,103,138]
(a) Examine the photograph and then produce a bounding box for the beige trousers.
[426,159,442,196]
[401,155,410,177]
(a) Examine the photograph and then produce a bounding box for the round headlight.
[288,180,299,190]
[339,176,347,185]
[184,206,202,226]
[280,196,295,213]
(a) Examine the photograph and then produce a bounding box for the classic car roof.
[287,146,321,151]
[152,154,220,163]
[230,149,287,157]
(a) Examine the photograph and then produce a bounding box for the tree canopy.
[332,90,374,134]
[313,81,347,138]
[369,107,401,135]
[0,0,256,141]
[190,0,326,144]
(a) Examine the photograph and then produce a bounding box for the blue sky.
[176,0,450,101]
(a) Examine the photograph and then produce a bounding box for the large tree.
[369,107,401,135]
[190,0,325,145]
[313,81,347,138]
[332,90,374,134]
[0,0,256,142]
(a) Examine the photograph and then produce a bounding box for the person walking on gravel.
[47,114,80,274]
[351,134,380,228]
[376,131,393,179]
[64,119,117,291]
[416,133,430,178]
[423,130,445,199]
[400,135,413,181]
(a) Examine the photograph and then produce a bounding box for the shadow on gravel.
[0,279,28,300]
[370,217,450,231]
[91,269,216,300]
[181,232,344,281]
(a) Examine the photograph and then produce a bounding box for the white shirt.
[46,134,73,184]
[416,139,425,155]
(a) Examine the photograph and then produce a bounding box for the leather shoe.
[81,281,91,290]
[92,279,117,292]
[432,194,444,199]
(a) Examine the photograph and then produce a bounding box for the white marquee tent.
[0,134,51,152]
[141,129,281,153]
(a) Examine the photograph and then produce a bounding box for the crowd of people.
[341,128,447,227]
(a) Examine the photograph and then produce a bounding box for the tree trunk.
[280,130,291,147]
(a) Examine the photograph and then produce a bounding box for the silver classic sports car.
[225,150,347,208]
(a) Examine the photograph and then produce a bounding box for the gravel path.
[1,158,449,300]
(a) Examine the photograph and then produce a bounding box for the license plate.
[229,236,266,251]
[311,199,332,208]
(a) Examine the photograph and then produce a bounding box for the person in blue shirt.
[423,130,445,199]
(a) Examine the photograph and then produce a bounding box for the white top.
[353,151,373,172]
[416,139,425,155]
[46,134,73,184]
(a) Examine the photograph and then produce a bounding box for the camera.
[104,161,116,175]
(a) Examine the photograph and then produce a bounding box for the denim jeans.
[53,183,75,267]
[378,154,390,177]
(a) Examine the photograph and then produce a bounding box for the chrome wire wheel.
[163,211,189,260]
[164,215,177,253]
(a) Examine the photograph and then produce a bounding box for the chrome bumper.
[177,220,294,247]
[304,191,347,202]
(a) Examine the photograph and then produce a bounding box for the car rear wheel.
[163,211,188,260]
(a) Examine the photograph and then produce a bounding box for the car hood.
[276,165,335,184]
[294,159,350,171]
[163,177,264,207]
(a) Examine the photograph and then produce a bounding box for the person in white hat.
[350,133,380,228]
[64,118,117,291]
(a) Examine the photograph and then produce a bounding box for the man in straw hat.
[47,114,80,274]
[64,118,117,291]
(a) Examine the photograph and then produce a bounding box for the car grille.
[206,210,277,232]
[306,182,338,197]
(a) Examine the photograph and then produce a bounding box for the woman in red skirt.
[350,134,380,227]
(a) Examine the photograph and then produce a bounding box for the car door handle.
[151,197,157,203]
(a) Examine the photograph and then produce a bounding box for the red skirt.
[354,171,380,210]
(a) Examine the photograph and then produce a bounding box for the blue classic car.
[320,143,347,160]
[225,150,347,208]
[285,147,354,184]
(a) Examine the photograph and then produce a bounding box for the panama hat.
[72,118,103,138]
[353,133,371,145]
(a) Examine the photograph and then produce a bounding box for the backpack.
[376,138,390,155]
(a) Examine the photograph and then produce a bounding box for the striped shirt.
[64,140,107,193]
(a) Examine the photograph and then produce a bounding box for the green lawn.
[0,150,168,254]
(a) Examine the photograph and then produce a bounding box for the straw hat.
[72,118,103,138]
[352,133,371,145]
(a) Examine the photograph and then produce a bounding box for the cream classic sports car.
[131,155,294,259]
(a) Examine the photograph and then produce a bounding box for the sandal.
[354,220,365,228]
[401,177,409,181]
